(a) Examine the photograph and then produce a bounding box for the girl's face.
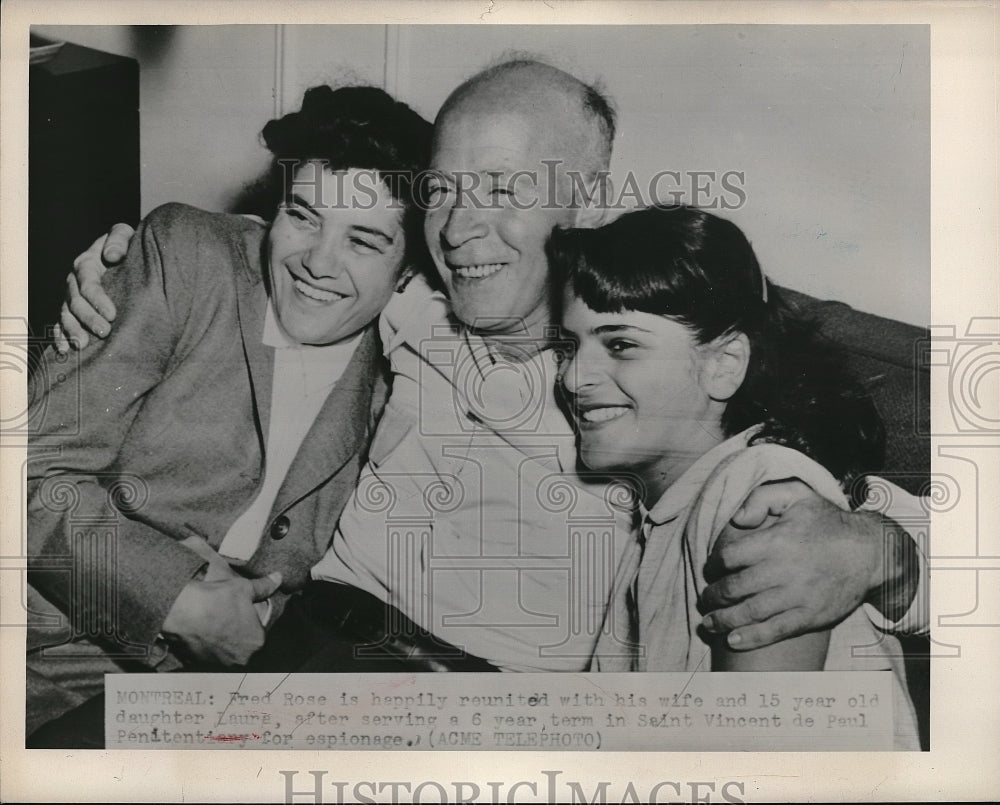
[268,161,406,345]
[560,294,730,502]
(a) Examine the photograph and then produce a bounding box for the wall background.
[32,24,929,325]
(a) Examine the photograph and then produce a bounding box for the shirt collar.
[262,300,362,356]
[645,426,762,526]
[263,302,296,348]
[381,275,558,362]
[379,276,451,353]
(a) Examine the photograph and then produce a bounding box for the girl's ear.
[701,332,750,402]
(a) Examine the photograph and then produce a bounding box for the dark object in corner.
[29,40,140,341]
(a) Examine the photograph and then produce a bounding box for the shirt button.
[270,515,290,540]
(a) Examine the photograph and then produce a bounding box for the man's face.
[424,109,579,334]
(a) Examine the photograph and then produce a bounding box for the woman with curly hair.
[26,85,431,734]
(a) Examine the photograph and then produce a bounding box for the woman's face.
[560,294,725,499]
[268,161,406,345]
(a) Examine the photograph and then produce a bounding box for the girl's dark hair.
[256,84,433,271]
[547,205,885,501]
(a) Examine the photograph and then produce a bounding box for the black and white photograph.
[2,1,998,802]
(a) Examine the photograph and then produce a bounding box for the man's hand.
[160,571,282,667]
[54,223,135,352]
[699,480,913,651]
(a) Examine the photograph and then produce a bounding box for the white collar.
[263,300,363,356]
[645,426,763,526]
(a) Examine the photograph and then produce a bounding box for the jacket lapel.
[269,325,381,515]
[233,238,274,450]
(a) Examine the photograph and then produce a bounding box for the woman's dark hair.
[547,204,885,502]
[250,84,433,272]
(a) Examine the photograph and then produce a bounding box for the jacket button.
[270,515,290,540]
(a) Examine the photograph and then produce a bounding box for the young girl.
[548,205,919,748]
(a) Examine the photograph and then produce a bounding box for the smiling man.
[302,62,627,671]
[421,68,611,341]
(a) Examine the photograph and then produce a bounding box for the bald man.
[58,60,926,672]
[303,61,627,670]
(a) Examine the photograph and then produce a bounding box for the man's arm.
[699,480,924,651]
[56,216,263,352]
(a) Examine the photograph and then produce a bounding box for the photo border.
[2,1,997,801]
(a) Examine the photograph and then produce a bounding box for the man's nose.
[439,200,489,250]
[302,235,344,278]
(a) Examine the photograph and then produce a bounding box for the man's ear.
[572,173,613,229]
[701,332,750,402]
